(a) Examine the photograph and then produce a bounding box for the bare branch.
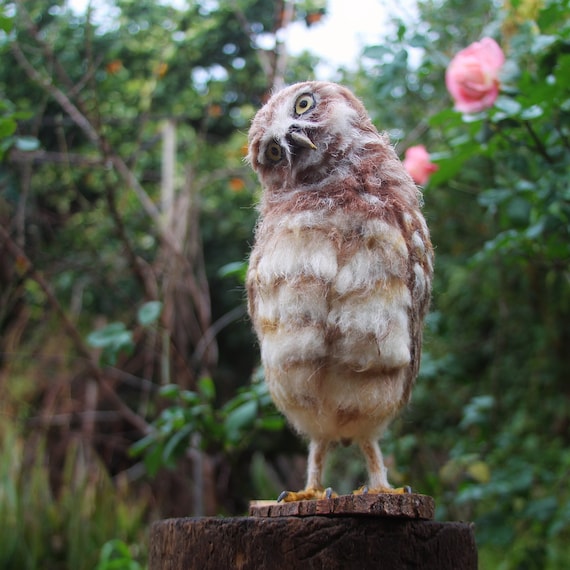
[272,0,295,90]
[10,41,102,146]
[523,121,554,164]
[0,224,150,434]
[192,305,247,366]
[230,0,274,80]
[105,179,160,301]
[9,148,104,166]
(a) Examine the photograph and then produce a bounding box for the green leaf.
[87,322,134,366]
[494,97,522,116]
[428,146,478,185]
[160,406,186,431]
[520,105,543,120]
[396,22,406,42]
[257,415,284,431]
[14,136,40,152]
[197,376,216,401]
[460,395,494,429]
[0,11,13,34]
[129,433,157,457]
[0,117,16,138]
[525,222,544,239]
[218,260,248,283]
[98,539,132,563]
[428,109,461,128]
[448,134,472,147]
[137,300,162,326]
[363,44,393,61]
[478,188,512,208]
[506,197,531,224]
[87,322,133,349]
[224,399,257,440]
[180,390,200,404]
[143,443,165,477]
[531,34,557,54]
[409,33,428,48]
[461,112,486,124]
[159,384,180,399]
[162,424,192,463]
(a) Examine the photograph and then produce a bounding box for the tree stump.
[249,492,436,519]
[149,494,477,570]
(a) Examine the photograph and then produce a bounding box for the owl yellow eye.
[265,141,283,163]
[294,93,315,116]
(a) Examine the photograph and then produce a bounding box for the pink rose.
[445,37,505,113]
[403,145,439,185]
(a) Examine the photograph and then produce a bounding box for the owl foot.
[353,485,413,495]
[277,487,337,502]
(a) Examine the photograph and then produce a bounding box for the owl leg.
[355,439,408,494]
[277,439,336,502]
[305,438,330,491]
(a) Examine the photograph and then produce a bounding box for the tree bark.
[149,515,477,569]
[249,493,435,519]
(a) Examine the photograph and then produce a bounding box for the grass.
[0,412,149,570]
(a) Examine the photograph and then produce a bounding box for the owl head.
[247,81,381,190]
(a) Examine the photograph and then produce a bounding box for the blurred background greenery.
[0,0,569,568]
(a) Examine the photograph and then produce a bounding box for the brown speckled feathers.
[246,81,433,494]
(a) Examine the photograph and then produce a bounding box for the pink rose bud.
[445,37,505,113]
[403,145,439,185]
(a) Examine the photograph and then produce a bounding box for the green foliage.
[0,0,311,554]
[137,300,162,326]
[95,540,143,570]
[130,371,285,476]
[0,96,39,158]
[0,415,147,570]
[356,0,570,567]
[3,0,570,567]
[217,260,249,283]
[86,301,162,366]
[87,322,134,366]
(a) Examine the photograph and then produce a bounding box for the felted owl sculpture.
[246,81,433,501]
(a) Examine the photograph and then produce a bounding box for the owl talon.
[353,485,410,495]
[277,491,289,503]
[276,487,337,502]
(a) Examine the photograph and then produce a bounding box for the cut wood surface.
[149,515,477,570]
[249,492,435,519]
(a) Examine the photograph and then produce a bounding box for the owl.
[246,81,433,501]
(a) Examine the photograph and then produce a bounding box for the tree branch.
[10,38,183,257]
[105,179,160,301]
[229,0,296,89]
[0,224,150,434]
[9,148,104,166]
[524,121,554,164]
[230,0,274,80]
[10,41,102,146]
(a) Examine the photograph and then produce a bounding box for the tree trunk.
[149,511,477,569]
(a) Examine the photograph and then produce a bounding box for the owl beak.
[289,130,317,150]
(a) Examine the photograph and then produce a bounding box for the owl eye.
[294,93,315,116]
[265,141,283,163]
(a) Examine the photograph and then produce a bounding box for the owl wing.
[401,211,434,401]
